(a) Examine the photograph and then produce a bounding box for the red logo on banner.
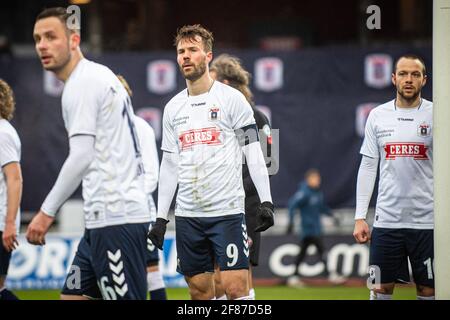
[179,127,222,150]
[384,143,428,160]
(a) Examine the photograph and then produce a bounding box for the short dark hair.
[174,24,214,52]
[35,7,79,33]
[394,54,427,75]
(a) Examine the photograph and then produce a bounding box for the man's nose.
[36,39,48,51]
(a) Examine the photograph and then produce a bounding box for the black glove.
[147,218,169,250]
[286,223,294,235]
[254,202,274,232]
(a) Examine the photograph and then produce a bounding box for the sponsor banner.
[6,233,186,290]
[146,60,176,94]
[253,234,370,279]
[364,54,392,89]
[254,57,283,92]
[179,127,222,150]
[384,142,429,160]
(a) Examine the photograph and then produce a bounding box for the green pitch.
[13,285,417,300]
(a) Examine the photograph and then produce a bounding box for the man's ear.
[422,74,428,87]
[70,32,81,50]
[206,51,213,64]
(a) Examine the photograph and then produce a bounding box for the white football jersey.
[0,119,21,233]
[361,98,433,229]
[134,116,159,222]
[61,58,149,229]
[162,81,256,217]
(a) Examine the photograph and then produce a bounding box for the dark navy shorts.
[369,227,434,288]
[0,232,12,276]
[146,222,160,266]
[175,213,250,277]
[61,223,148,300]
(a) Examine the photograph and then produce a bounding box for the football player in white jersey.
[26,7,150,300]
[353,55,434,300]
[0,79,22,300]
[116,75,167,300]
[148,25,274,300]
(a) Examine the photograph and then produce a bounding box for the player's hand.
[147,218,169,250]
[286,223,294,235]
[255,202,274,232]
[26,210,54,246]
[353,219,371,244]
[2,221,19,252]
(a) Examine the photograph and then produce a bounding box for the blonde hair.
[0,79,15,120]
[210,54,253,105]
[116,74,133,97]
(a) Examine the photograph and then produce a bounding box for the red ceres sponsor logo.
[384,143,428,160]
[179,127,222,150]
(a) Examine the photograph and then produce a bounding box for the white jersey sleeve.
[0,132,20,166]
[161,95,183,153]
[63,77,101,138]
[230,91,256,129]
[0,120,21,233]
[360,111,379,158]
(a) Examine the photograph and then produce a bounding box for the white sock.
[249,288,255,300]
[147,271,165,291]
[210,296,216,300]
[234,295,252,300]
[370,291,392,300]
[417,295,435,300]
[216,294,227,300]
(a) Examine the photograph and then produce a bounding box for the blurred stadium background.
[0,0,432,299]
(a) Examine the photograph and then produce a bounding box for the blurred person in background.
[0,79,22,300]
[286,169,339,285]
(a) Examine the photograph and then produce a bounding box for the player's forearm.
[355,155,378,220]
[41,135,95,216]
[156,152,179,221]
[6,175,22,224]
[242,142,272,203]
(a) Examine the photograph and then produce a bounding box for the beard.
[397,85,422,103]
[180,59,207,81]
[41,43,71,73]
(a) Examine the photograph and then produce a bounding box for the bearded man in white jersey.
[26,7,150,300]
[353,55,434,300]
[147,25,274,300]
